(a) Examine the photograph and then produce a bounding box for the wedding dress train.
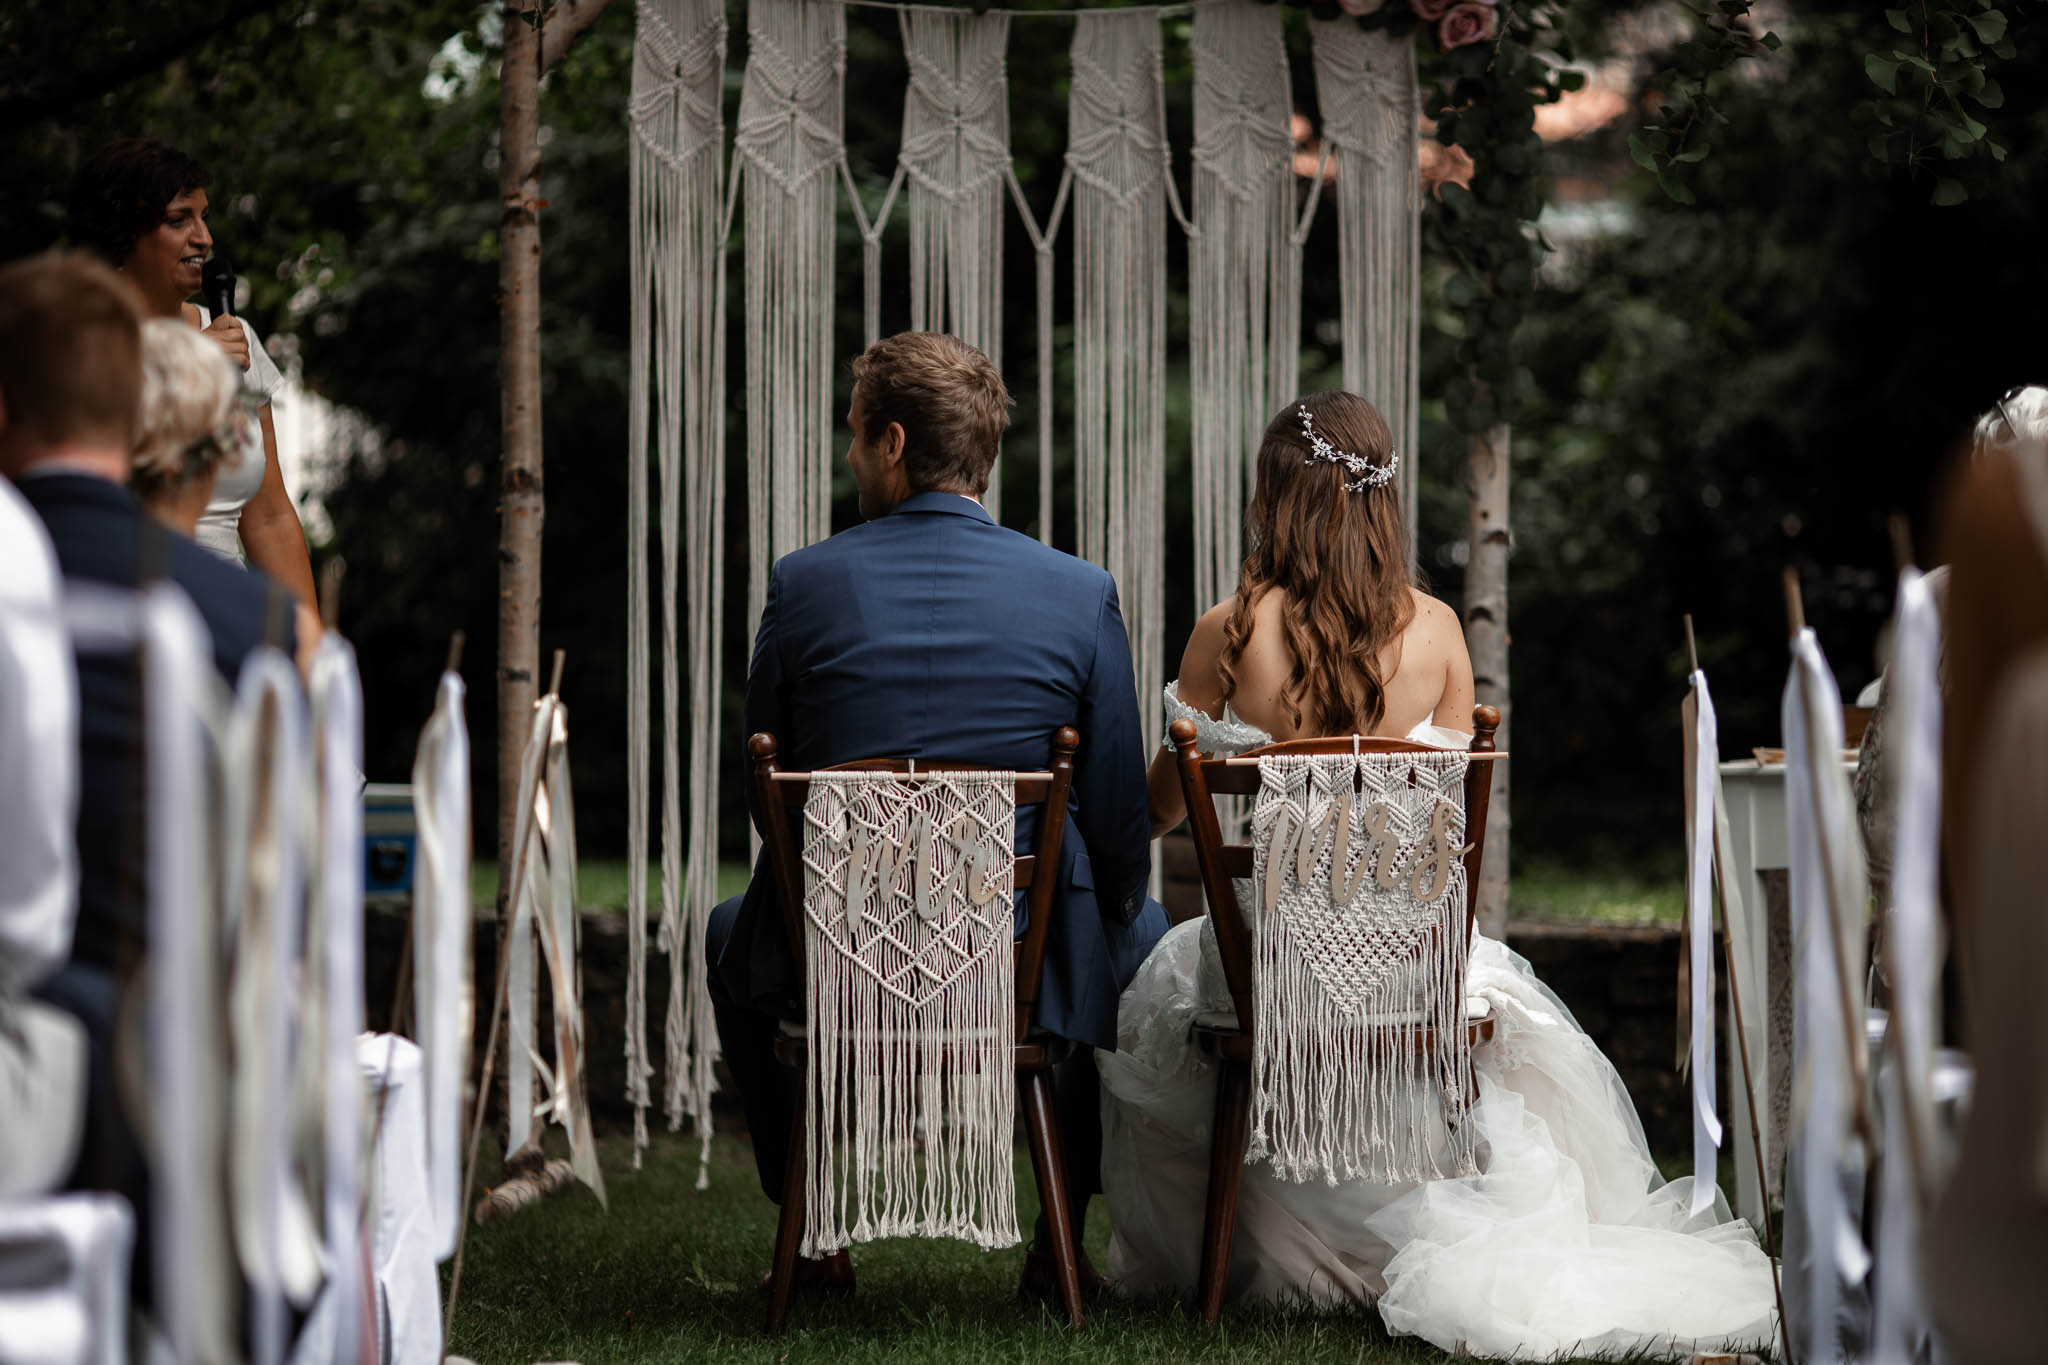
[1098,689,1778,1359]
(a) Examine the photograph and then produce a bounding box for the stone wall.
[369,905,1701,1156]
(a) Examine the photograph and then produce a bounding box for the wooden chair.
[749,727,1089,1335]
[1171,705,1502,1324]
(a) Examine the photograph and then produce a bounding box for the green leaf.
[1969,9,2007,44]
[1864,55,1899,93]
[1932,178,1968,206]
[1957,115,1988,143]
[1885,8,1912,32]
[1445,273,1478,308]
[1655,170,1698,205]
[1989,139,2009,162]
[1673,144,1711,164]
[1977,77,2005,108]
[1761,31,1781,51]
[1627,133,1660,172]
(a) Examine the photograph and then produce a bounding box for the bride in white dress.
[1098,391,1777,1359]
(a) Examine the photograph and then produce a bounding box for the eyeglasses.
[1996,383,2042,437]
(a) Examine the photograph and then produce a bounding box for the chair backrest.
[1170,706,1501,1055]
[748,727,1079,1039]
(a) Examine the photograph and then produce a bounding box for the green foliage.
[1856,0,2017,203]
[1630,1,1781,205]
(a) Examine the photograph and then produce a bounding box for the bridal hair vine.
[1299,404,1398,493]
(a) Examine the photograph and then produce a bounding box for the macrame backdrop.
[798,772,1020,1255]
[1310,20,1421,556]
[628,0,728,1175]
[621,0,1428,1173]
[1069,9,1173,764]
[1189,1,1293,613]
[899,8,1012,519]
[1247,751,1476,1184]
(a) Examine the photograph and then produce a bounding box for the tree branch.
[539,0,618,73]
[0,0,299,135]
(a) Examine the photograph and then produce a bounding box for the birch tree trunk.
[496,0,545,899]
[495,0,616,900]
[1465,417,1511,939]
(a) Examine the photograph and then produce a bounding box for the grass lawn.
[447,1128,1645,1365]
[474,860,1684,927]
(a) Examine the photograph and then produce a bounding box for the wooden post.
[1464,412,1511,939]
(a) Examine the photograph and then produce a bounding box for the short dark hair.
[851,333,1012,496]
[0,251,144,452]
[68,137,211,266]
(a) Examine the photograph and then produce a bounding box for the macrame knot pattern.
[799,771,1020,1255]
[1247,751,1477,1185]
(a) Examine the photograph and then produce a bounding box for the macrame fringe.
[1189,1,1293,614]
[799,773,1020,1256]
[630,0,730,1179]
[1310,23,1420,559]
[1248,752,1476,1185]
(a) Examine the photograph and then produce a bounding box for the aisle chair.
[749,727,1089,1334]
[1171,705,1501,1324]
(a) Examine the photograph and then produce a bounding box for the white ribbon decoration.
[309,636,366,1365]
[1684,671,1725,1218]
[411,670,472,1261]
[1870,567,1944,1362]
[1782,627,1871,1365]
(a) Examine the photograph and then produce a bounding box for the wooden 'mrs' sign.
[1260,785,1462,918]
[842,811,1006,929]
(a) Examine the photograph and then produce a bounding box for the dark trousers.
[707,893,1109,1246]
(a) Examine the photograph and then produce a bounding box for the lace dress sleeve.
[1162,680,1271,757]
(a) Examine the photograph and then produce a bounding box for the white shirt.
[0,477,79,991]
[193,305,285,563]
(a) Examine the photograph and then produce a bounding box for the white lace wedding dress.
[1097,686,1778,1360]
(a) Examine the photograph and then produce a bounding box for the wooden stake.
[1684,613,1701,674]
[1888,513,1916,576]
[1781,567,1805,639]
[446,629,467,676]
[318,557,346,631]
[547,647,567,700]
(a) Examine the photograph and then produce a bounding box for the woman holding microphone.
[68,137,317,610]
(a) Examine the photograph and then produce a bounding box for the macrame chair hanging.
[796,770,1021,1256]
[628,0,729,1176]
[1246,750,1479,1184]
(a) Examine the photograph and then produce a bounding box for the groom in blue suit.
[708,331,1167,1292]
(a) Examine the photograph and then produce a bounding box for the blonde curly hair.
[131,317,243,500]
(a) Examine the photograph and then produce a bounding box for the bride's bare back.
[1180,586,1474,742]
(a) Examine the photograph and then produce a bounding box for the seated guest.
[132,316,319,675]
[708,332,1166,1295]
[0,474,88,1200]
[1930,384,2048,1364]
[0,252,294,1312]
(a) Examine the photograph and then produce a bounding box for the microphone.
[201,251,236,320]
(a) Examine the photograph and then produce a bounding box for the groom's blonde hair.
[851,332,1012,497]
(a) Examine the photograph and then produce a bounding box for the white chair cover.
[358,1034,440,1365]
[409,671,471,1261]
[0,1193,134,1365]
[797,770,1019,1255]
[1245,749,1475,1185]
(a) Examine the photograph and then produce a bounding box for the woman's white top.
[192,305,284,563]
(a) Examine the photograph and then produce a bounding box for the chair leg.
[1195,1055,1253,1325]
[1019,1063,1086,1329]
[764,1102,809,1337]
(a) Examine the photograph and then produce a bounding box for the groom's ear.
[881,420,908,467]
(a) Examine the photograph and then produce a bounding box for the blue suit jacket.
[719,491,1156,1049]
[18,472,292,973]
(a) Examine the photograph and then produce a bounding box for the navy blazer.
[18,472,292,973]
[720,490,1155,1049]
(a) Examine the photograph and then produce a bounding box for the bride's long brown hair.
[1218,391,1415,734]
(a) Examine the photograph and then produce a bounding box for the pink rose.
[1437,2,1499,49]
[1418,140,1476,200]
[1409,0,1457,19]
